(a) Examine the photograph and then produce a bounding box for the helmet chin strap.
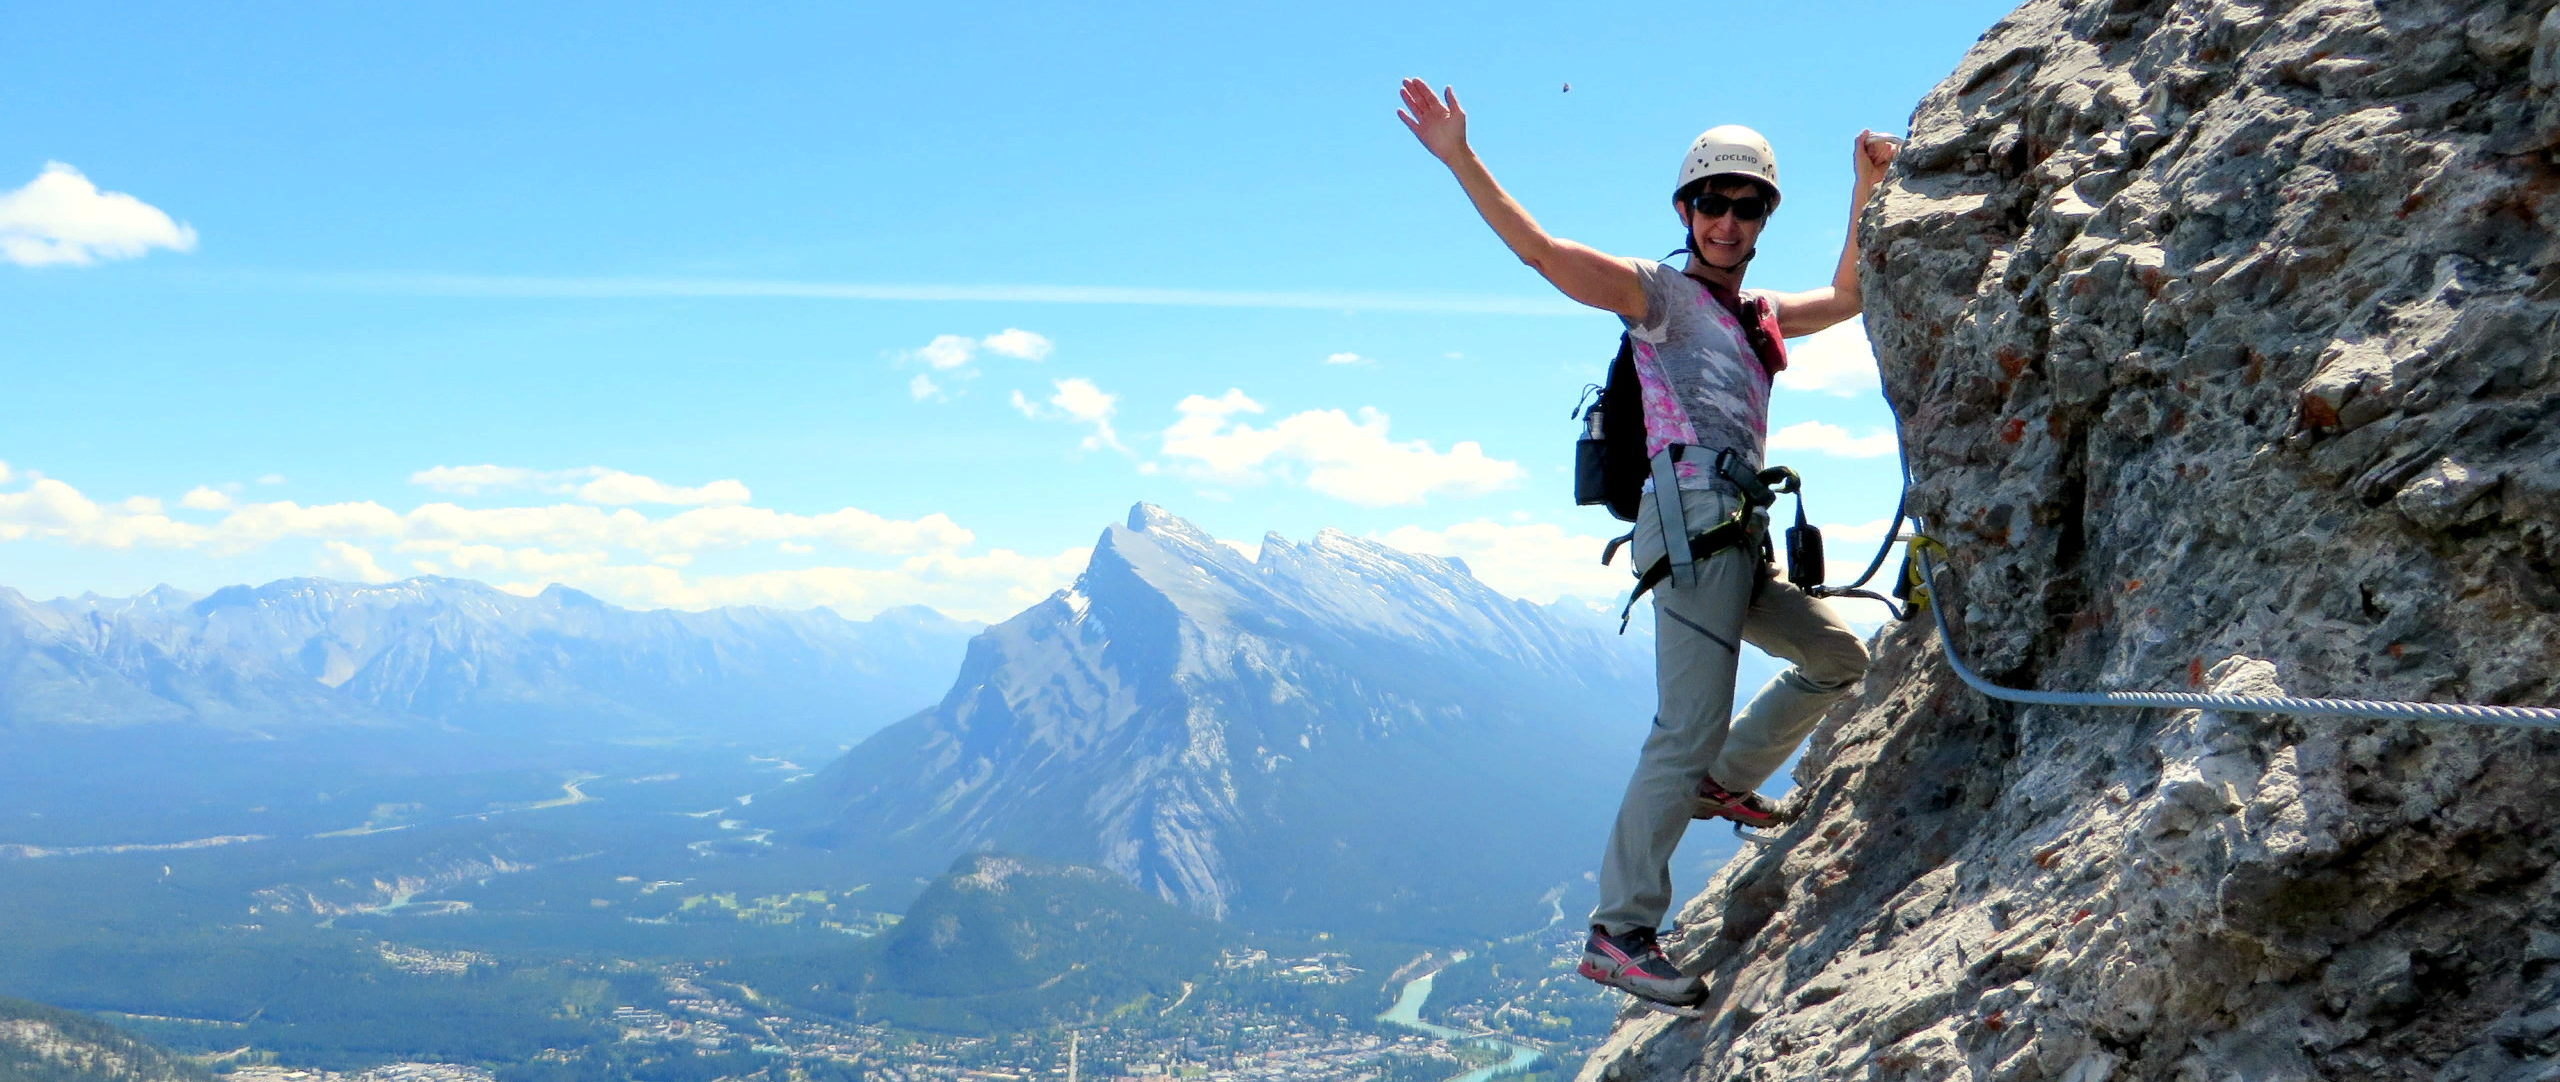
[1690,245,1754,272]
[1686,237,1755,273]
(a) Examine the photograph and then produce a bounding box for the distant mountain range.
[777,504,1658,935]
[3,509,1735,938]
[0,577,978,750]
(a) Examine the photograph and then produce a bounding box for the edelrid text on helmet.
[1677,125,1780,206]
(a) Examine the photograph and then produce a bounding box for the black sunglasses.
[1687,191,1770,222]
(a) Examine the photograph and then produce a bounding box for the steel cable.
[1909,532,2560,730]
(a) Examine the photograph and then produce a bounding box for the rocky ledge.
[1584,0,2560,1079]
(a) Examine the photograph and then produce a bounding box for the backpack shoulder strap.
[1739,293,1788,376]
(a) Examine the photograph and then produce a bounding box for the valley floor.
[200,957,1546,1082]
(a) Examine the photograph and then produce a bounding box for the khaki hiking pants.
[1591,488,1871,936]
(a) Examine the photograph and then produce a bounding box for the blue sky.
[5,0,2016,622]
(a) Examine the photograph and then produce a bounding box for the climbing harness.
[1606,448,1808,631]
[1907,522,2560,730]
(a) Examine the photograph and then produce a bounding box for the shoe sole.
[1577,959,1704,1007]
[1690,799,1792,828]
[1627,996,1707,1019]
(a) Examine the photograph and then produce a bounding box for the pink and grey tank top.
[1619,258,1774,492]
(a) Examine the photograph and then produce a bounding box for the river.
[1376,952,1546,1082]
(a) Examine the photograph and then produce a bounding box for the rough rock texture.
[1583,0,2560,1079]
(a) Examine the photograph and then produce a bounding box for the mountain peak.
[1125,502,1186,532]
[1121,502,1231,552]
[537,583,606,607]
[801,505,1654,927]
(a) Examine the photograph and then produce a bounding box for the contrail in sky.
[281,272,1588,316]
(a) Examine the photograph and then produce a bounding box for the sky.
[4,0,2020,625]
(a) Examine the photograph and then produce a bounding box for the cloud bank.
[408,465,754,505]
[0,464,1089,622]
[1157,388,1524,507]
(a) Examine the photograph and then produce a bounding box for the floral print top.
[1620,258,1774,492]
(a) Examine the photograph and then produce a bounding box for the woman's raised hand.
[1854,129,1904,186]
[1398,78,1469,162]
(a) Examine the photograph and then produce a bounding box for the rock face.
[1583,1,2560,1079]
[791,504,1654,933]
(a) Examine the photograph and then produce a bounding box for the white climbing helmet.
[1676,125,1781,204]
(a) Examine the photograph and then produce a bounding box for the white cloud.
[3,468,971,567]
[1324,352,1372,366]
[0,467,1040,620]
[408,465,544,495]
[0,461,11,485]
[1768,421,1901,459]
[1777,318,1880,397]
[0,162,198,268]
[915,334,978,370]
[1012,378,1128,453]
[257,474,287,485]
[1375,520,1634,604]
[397,501,971,556]
[1049,378,1123,452]
[208,500,407,554]
[407,465,752,505]
[317,541,395,584]
[0,478,208,549]
[901,330,1056,398]
[421,543,610,579]
[574,470,750,506]
[981,328,1053,361]
[1157,388,1524,507]
[489,545,1091,623]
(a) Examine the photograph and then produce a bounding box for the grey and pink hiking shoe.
[1579,925,1704,1006]
[1692,779,1793,828]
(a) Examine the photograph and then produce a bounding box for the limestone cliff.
[1584,0,2560,1079]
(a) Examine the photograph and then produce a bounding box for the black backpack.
[1572,335,1651,523]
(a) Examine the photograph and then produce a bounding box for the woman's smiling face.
[1677,178,1775,266]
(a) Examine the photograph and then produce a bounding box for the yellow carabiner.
[1901,534,1949,614]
